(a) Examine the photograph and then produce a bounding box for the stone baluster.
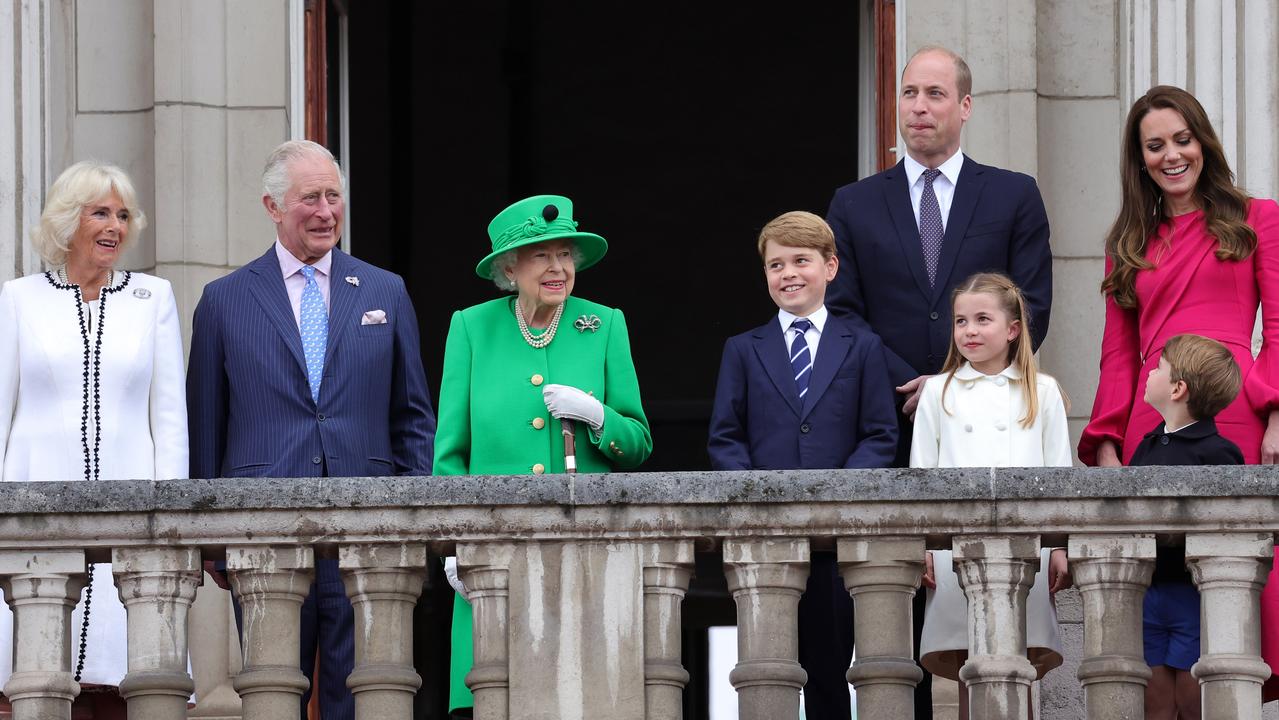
[112,547,203,720]
[1186,532,1273,720]
[838,537,926,720]
[227,545,315,720]
[1068,534,1155,720]
[723,538,809,720]
[0,550,86,720]
[641,540,695,720]
[458,542,516,720]
[339,543,427,720]
[952,535,1040,720]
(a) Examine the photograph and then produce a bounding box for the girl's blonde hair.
[939,272,1063,428]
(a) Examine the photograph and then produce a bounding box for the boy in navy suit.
[1129,333,1243,720]
[709,211,897,719]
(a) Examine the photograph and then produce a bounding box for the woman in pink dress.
[1078,85,1279,699]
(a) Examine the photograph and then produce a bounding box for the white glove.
[444,556,468,599]
[542,383,605,431]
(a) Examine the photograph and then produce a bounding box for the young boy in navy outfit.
[709,211,897,720]
[1128,333,1243,720]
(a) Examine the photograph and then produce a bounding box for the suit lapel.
[323,249,359,368]
[245,247,308,378]
[931,156,985,305]
[800,317,852,419]
[750,321,802,418]
[883,163,933,299]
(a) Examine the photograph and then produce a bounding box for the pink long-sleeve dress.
[1079,198,1279,697]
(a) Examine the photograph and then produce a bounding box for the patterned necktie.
[919,168,944,286]
[299,265,328,404]
[790,318,813,400]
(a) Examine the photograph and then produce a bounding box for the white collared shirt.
[777,305,829,362]
[904,149,965,232]
[275,239,332,328]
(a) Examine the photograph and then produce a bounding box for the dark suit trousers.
[895,407,934,720]
[798,551,854,720]
[229,558,356,720]
[300,559,356,720]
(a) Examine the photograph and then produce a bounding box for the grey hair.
[488,242,585,292]
[30,160,148,267]
[262,139,347,206]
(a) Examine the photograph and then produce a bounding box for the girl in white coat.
[911,272,1072,720]
[0,161,187,718]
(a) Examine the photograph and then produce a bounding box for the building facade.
[1,1,1277,718]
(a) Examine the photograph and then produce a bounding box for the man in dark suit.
[187,140,436,720]
[709,211,897,719]
[825,46,1053,718]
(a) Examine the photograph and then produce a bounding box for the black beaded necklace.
[43,268,132,681]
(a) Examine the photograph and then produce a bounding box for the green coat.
[435,295,652,476]
[436,294,652,709]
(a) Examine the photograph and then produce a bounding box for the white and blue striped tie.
[300,265,328,404]
[790,318,813,400]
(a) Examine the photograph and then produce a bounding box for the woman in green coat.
[437,194,652,713]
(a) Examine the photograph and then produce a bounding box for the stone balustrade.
[1,466,1277,720]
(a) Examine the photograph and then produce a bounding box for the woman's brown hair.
[1101,85,1255,309]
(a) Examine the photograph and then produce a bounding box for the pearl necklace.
[57,267,115,290]
[515,300,564,349]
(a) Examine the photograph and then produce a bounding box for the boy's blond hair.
[757,211,837,261]
[1160,334,1241,420]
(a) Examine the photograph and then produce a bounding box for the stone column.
[952,535,1040,720]
[227,545,315,720]
[339,543,427,720]
[458,542,516,720]
[112,547,203,720]
[1186,532,1273,720]
[1068,534,1155,720]
[723,538,809,720]
[0,550,86,720]
[837,537,926,720]
[640,541,695,720]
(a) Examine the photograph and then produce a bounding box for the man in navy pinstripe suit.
[188,140,436,720]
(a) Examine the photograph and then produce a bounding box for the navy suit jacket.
[825,156,1052,385]
[708,314,897,470]
[187,246,435,480]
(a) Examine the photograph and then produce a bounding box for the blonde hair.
[940,272,1065,428]
[30,161,147,267]
[1160,334,1241,420]
[757,211,836,260]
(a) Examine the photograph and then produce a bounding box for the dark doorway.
[344,2,862,473]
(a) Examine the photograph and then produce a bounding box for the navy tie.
[790,318,813,400]
[920,168,944,286]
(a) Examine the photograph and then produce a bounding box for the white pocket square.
[361,310,387,325]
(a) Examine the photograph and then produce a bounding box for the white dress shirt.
[275,239,332,327]
[904,149,965,232]
[777,305,829,361]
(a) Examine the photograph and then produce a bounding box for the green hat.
[475,195,609,279]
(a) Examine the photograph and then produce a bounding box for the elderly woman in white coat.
[0,161,187,715]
